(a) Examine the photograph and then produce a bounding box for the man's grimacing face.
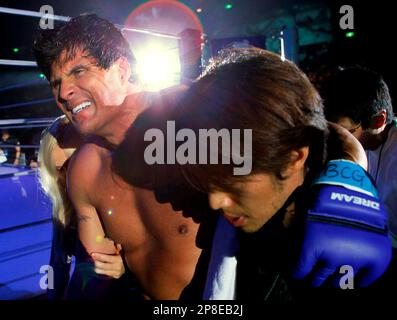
[208,148,309,233]
[50,48,129,136]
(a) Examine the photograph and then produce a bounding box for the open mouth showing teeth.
[72,101,92,115]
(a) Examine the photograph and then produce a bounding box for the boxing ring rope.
[0,4,295,301]
[0,5,189,92]
[0,80,47,93]
[0,1,185,286]
[0,5,186,152]
[0,5,201,168]
[0,59,38,67]
[0,118,56,166]
[0,12,181,69]
[0,98,54,110]
[0,117,55,125]
[0,144,39,149]
[0,6,202,300]
[0,6,181,40]
[0,117,56,129]
[0,6,69,21]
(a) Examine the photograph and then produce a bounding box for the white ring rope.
[0,117,56,129]
[0,6,181,39]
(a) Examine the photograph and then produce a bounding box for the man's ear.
[281,146,309,179]
[367,109,387,135]
[116,57,132,85]
[370,110,387,130]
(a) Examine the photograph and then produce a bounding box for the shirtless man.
[34,14,201,299]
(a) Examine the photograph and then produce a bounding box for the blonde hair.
[38,116,75,228]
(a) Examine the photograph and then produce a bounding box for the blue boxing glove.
[293,159,392,287]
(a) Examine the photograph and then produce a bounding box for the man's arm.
[67,145,117,255]
[293,122,392,287]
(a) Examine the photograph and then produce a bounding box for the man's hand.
[91,243,125,279]
[293,159,392,287]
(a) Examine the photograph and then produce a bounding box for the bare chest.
[91,152,199,252]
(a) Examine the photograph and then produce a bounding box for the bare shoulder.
[70,141,101,168]
[68,140,107,188]
[327,122,368,170]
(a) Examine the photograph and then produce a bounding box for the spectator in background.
[1,129,21,165]
[28,130,42,169]
[29,155,39,169]
[0,148,6,164]
[114,49,392,301]
[323,66,397,248]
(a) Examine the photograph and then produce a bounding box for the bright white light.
[135,44,181,91]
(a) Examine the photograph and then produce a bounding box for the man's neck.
[380,123,392,143]
[364,124,392,150]
[98,85,148,148]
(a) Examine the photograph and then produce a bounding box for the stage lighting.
[124,0,204,89]
[134,43,181,91]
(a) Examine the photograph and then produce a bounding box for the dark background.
[0,0,395,148]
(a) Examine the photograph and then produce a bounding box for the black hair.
[323,66,393,129]
[33,13,136,82]
[175,48,328,193]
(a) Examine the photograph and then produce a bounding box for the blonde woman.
[39,116,129,299]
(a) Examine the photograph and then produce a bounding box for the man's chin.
[240,222,261,233]
[72,121,94,136]
[63,115,86,134]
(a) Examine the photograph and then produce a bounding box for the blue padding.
[308,185,387,231]
[0,168,53,300]
[312,159,378,198]
[0,170,52,230]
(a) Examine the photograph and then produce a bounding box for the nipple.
[178,224,188,235]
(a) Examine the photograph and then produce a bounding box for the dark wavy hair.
[33,13,136,82]
[175,48,328,193]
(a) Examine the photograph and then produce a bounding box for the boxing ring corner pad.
[0,167,53,300]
